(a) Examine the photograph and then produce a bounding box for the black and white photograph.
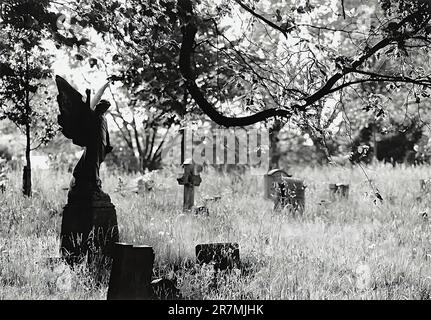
[1,0,431,308]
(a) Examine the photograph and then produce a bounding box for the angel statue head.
[95,99,111,115]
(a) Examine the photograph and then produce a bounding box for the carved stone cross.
[177,158,202,211]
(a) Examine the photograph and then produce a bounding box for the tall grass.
[1,163,431,299]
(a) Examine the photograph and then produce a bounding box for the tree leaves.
[88,58,98,68]
[0,1,57,152]
[0,63,15,77]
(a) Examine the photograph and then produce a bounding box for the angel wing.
[55,75,91,147]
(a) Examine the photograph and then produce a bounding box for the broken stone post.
[107,243,154,300]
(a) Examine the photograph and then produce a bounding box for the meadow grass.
[1,163,431,299]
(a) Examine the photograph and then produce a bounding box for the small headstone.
[329,183,349,201]
[263,169,291,199]
[274,177,305,215]
[107,243,154,300]
[194,205,209,216]
[196,243,240,271]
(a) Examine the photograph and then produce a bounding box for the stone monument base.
[60,193,119,266]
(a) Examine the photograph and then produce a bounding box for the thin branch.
[233,0,289,38]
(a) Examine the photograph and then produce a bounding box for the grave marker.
[329,183,349,200]
[107,243,154,300]
[177,159,202,211]
[274,177,305,215]
[263,169,291,199]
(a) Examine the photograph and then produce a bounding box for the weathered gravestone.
[107,243,155,300]
[274,177,305,215]
[329,183,349,201]
[263,169,291,199]
[177,158,202,211]
[196,243,240,270]
[55,76,119,265]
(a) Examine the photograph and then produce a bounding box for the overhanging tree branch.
[178,0,292,127]
[178,0,431,127]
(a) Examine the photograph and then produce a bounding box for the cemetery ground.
[1,164,431,300]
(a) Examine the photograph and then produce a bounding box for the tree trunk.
[315,142,330,165]
[372,122,378,163]
[23,122,31,196]
[23,48,31,197]
[269,120,282,170]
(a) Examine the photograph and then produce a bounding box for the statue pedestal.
[60,194,119,266]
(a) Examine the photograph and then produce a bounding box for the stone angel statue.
[55,76,118,201]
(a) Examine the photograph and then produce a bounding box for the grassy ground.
[1,163,431,300]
